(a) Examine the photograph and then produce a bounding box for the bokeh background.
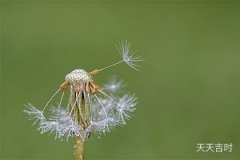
[1,0,240,159]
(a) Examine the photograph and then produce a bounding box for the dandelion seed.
[58,118,82,140]
[38,120,58,134]
[117,94,137,123]
[102,76,124,93]
[98,40,142,71]
[118,40,143,71]
[24,40,141,160]
[23,104,45,125]
[90,118,117,134]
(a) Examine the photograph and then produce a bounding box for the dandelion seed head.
[65,69,91,83]
[25,41,141,141]
[118,40,143,71]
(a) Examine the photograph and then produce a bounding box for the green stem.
[75,136,84,160]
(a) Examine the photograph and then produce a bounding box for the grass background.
[1,0,240,159]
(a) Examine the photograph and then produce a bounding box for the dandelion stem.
[98,60,124,72]
[70,92,85,160]
[69,89,91,159]
[75,136,84,160]
[74,92,90,160]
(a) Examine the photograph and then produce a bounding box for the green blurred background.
[1,0,240,159]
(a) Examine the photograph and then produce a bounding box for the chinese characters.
[196,143,232,152]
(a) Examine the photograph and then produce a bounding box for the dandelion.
[24,40,142,160]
